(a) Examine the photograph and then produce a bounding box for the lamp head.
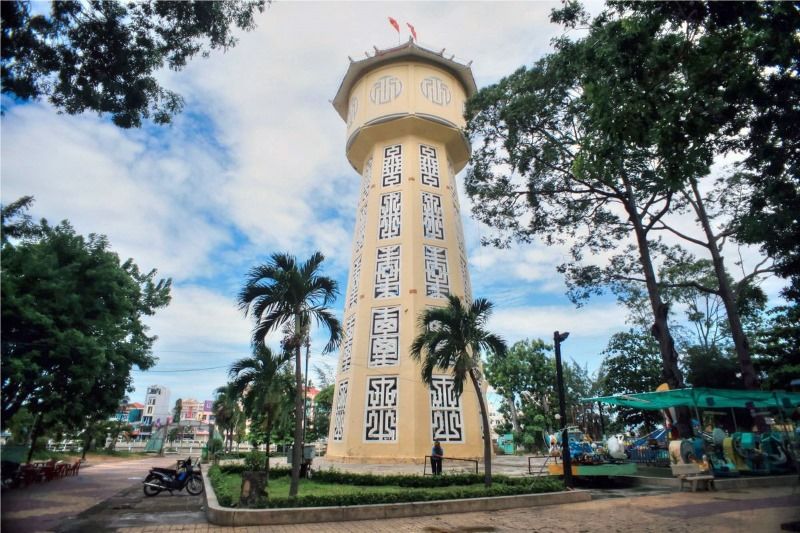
[555,331,570,342]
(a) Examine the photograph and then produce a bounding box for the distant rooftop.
[332,38,477,121]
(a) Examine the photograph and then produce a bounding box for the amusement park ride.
[544,386,799,479]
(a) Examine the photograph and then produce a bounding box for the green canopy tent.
[582,388,800,412]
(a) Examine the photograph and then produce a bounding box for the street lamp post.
[554,330,573,489]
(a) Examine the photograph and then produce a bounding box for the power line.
[133,365,230,373]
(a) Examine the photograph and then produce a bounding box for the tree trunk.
[81,426,92,461]
[688,178,759,389]
[26,413,43,464]
[508,396,520,434]
[289,315,304,499]
[265,414,274,483]
[470,369,492,488]
[622,179,692,437]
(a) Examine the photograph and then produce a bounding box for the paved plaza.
[1,455,798,532]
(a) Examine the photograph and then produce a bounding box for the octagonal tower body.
[327,40,485,462]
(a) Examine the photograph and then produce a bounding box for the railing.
[627,447,669,467]
[423,456,478,476]
[528,454,556,476]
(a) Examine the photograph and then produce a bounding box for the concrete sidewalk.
[113,485,799,532]
[1,455,178,533]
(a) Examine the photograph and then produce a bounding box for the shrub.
[208,438,224,455]
[207,465,564,509]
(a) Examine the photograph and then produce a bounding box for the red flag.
[388,17,400,33]
[406,23,417,41]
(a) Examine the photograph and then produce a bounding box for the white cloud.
[489,303,627,343]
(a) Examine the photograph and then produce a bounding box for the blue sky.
[1,2,782,408]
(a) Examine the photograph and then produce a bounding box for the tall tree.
[237,252,341,499]
[485,339,553,435]
[465,33,688,400]
[308,384,334,442]
[228,345,294,478]
[1,0,266,127]
[599,330,665,430]
[753,303,800,390]
[213,383,243,453]
[615,1,800,303]
[410,295,507,488]
[1,203,171,439]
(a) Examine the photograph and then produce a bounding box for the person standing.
[431,440,444,475]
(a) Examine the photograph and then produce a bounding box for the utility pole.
[554,330,573,489]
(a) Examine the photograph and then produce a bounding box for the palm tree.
[237,252,341,498]
[213,384,242,453]
[228,345,294,478]
[410,295,507,488]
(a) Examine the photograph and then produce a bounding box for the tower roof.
[332,39,477,121]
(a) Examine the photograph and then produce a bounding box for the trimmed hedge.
[208,465,564,509]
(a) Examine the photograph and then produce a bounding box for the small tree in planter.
[229,344,295,506]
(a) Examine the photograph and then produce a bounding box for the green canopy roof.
[582,388,800,411]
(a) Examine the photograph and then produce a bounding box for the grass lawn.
[209,466,564,508]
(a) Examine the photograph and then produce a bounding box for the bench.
[671,463,715,492]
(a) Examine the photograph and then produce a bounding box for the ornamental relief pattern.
[421,192,444,240]
[347,255,361,309]
[364,376,398,442]
[424,245,450,298]
[429,376,464,442]
[460,255,472,302]
[339,314,356,373]
[419,145,440,188]
[369,306,400,368]
[374,245,401,298]
[420,77,452,106]
[382,145,402,187]
[378,192,402,240]
[370,75,403,105]
[332,380,348,441]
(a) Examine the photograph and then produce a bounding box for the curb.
[202,473,591,527]
[620,474,798,490]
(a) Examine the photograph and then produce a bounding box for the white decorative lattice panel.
[340,314,356,373]
[333,380,349,441]
[420,77,452,106]
[419,145,440,188]
[429,376,464,442]
[378,192,402,239]
[354,203,368,254]
[460,255,472,301]
[369,306,400,367]
[370,75,403,105]
[424,245,449,298]
[382,145,402,187]
[421,192,445,240]
[364,376,398,442]
[353,158,372,255]
[448,160,460,210]
[374,245,401,298]
[347,97,358,127]
[359,157,373,202]
[348,255,361,309]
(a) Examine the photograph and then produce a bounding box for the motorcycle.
[142,457,203,496]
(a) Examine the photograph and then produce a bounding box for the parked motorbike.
[143,457,203,496]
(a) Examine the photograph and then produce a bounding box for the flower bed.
[208,465,563,509]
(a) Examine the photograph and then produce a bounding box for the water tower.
[327,40,485,462]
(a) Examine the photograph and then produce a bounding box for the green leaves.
[1,199,171,432]
[1,0,266,127]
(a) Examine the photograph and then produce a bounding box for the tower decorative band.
[328,40,483,462]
